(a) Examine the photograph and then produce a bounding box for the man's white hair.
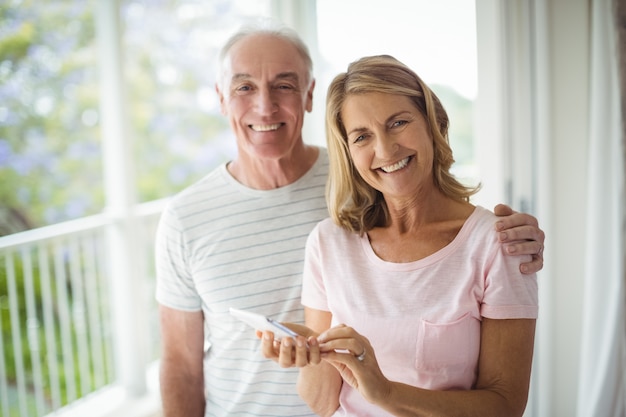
[216,17,314,88]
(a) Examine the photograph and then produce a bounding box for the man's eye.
[276,84,294,90]
[236,85,252,92]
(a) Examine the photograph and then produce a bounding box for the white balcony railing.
[0,199,167,417]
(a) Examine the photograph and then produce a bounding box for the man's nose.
[255,88,278,115]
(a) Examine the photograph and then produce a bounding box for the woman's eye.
[392,120,407,128]
[352,134,366,144]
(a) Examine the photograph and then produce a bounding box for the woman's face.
[342,92,435,200]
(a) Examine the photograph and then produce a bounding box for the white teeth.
[251,123,281,132]
[381,157,410,173]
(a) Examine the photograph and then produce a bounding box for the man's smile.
[250,123,283,132]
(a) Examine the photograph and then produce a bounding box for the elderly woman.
[261,55,538,417]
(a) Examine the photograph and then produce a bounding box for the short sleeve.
[154,205,202,311]
[301,223,331,312]
[481,244,538,319]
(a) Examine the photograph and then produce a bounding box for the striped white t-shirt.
[155,148,329,417]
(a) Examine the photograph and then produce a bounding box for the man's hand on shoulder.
[494,204,545,274]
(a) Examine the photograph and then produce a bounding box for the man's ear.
[215,83,227,115]
[305,78,316,113]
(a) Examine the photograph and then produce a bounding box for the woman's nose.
[374,134,398,158]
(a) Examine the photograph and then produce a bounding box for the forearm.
[373,382,527,417]
[370,319,534,417]
[160,359,205,417]
[297,362,342,417]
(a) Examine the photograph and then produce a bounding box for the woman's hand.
[258,322,391,403]
[316,324,392,405]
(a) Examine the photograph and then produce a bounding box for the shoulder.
[159,163,232,223]
[168,164,228,205]
[464,206,497,233]
[310,146,329,178]
[313,217,347,234]
[313,146,329,169]
[317,146,329,160]
[309,217,357,246]
[452,206,501,252]
[472,205,496,220]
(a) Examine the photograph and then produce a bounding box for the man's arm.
[494,204,545,274]
[159,304,205,417]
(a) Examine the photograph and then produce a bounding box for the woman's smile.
[379,156,412,173]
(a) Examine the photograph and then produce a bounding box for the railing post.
[96,0,148,397]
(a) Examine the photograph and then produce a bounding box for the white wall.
[546,0,589,415]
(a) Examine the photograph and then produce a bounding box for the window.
[0,0,272,233]
[0,1,100,231]
[122,0,271,203]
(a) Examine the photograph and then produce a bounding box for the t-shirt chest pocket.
[416,312,481,374]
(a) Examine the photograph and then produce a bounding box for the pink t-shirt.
[301,206,538,417]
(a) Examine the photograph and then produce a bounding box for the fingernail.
[506,245,516,254]
[495,221,504,231]
[499,231,507,241]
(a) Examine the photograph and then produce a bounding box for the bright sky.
[316,0,477,99]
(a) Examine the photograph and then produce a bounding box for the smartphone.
[229,307,300,340]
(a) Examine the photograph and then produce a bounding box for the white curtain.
[576,0,626,415]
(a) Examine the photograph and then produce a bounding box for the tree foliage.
[0,0,247,235]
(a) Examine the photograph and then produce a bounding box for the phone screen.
[229,308,299,340]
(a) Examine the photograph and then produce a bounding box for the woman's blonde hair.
[325,55,480,234]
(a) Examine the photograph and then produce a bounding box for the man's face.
[217,34,315,161]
